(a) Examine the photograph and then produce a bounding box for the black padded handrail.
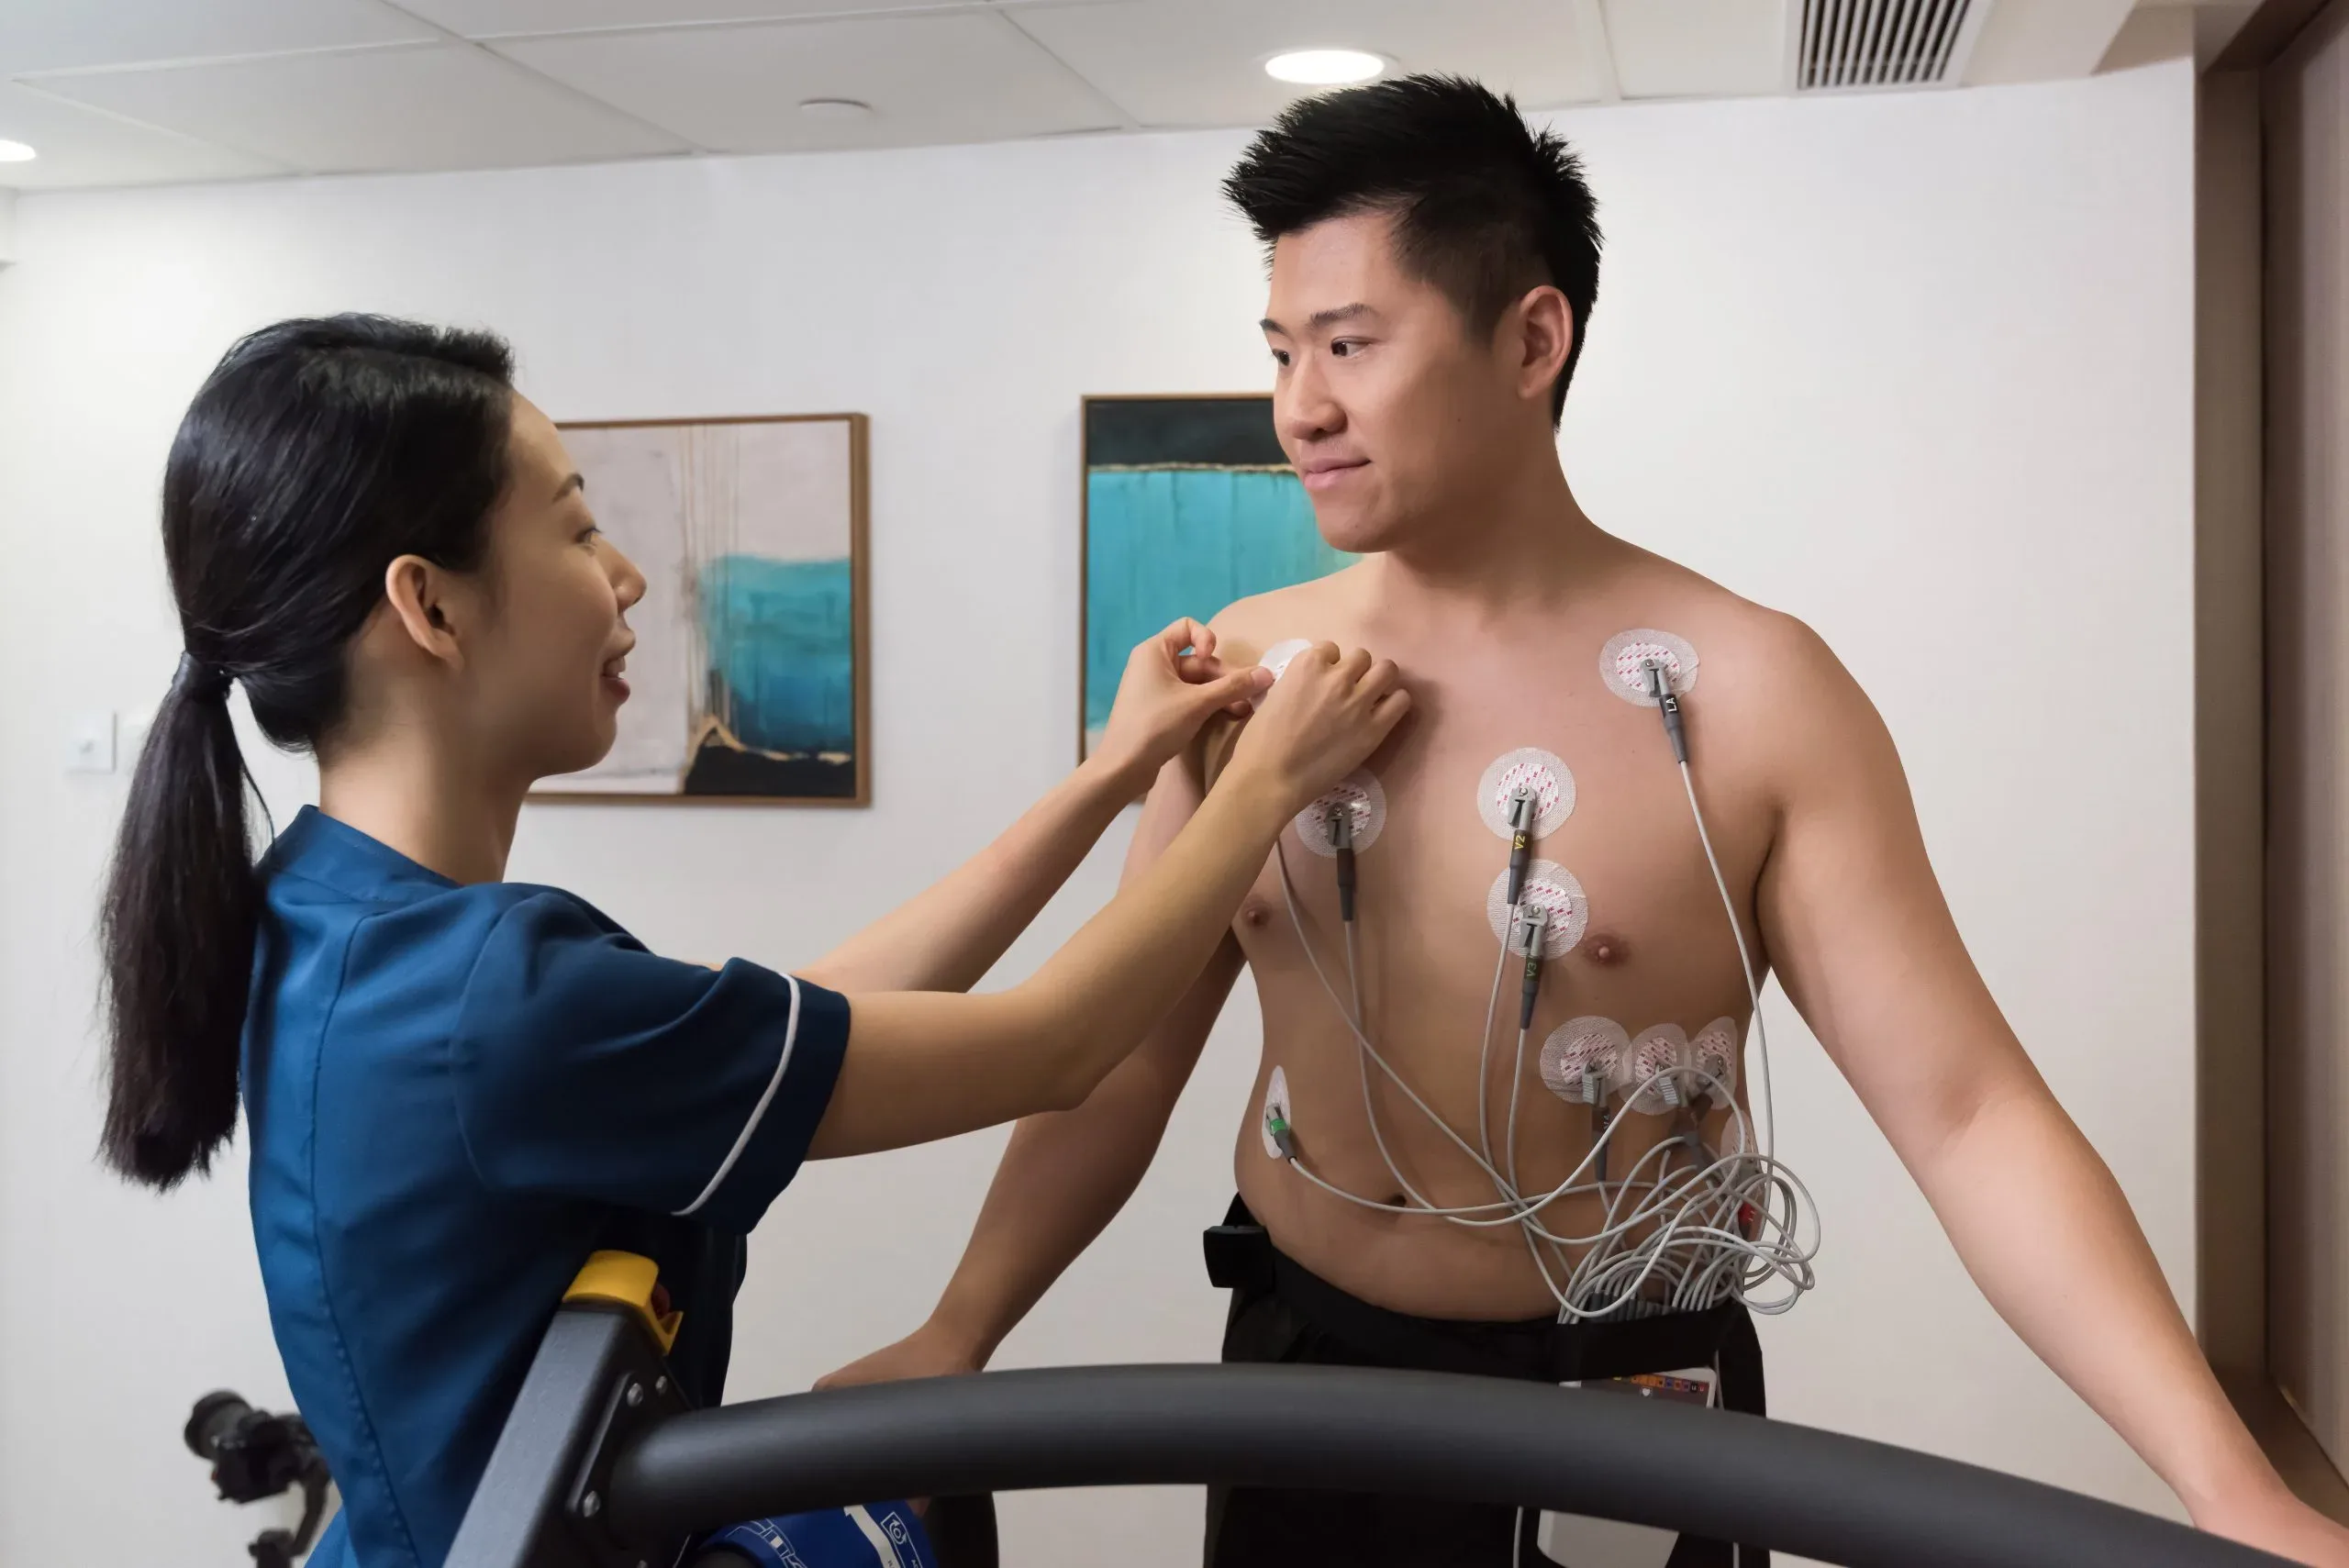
[607,1363,2294,1568]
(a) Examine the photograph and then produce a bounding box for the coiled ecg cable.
[1266,654,1818,1323]
[1273,830,1817,1321]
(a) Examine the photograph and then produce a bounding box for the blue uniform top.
[241,807,851,1568]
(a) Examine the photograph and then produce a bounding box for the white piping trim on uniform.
[847,1506,907,1568]
[676,973,801,1218]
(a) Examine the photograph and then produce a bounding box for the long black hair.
[100,315,517,1188]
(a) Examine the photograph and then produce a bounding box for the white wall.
[0,59,2197,1565]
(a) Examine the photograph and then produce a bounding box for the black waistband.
[1205,1196,1765,1408]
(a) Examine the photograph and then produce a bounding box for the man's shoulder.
[1611,555,1887,813]
[1587,544,1878,806]
[1206,566,1368,662]
[1601,546,1842,699]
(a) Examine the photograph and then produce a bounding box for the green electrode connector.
[1265,1111,1296,1159]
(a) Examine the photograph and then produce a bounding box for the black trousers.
[1202,1200,1767,1568]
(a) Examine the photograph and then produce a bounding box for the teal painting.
[1082,396,1352,756]
[540,416,868,803]
[697,555,856,754]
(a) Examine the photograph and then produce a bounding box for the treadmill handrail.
[607,1362,2294,1568]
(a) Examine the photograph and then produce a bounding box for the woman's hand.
[815,641,1406,1158]
[1220,641,1408,812]
[1092,618,1269,785]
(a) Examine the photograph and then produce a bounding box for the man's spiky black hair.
[1225,74,1603,426]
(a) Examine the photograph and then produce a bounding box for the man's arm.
[817,751,1241,1383]
[1754,619,2349,1562]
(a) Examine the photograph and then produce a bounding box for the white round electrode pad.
[1619,1023,1691,1115]
[1687,1017,1742,1107]
[1716,1110,1753,1160]
[1600,629,1700,708]
[1475,747,1575,840]
[1486,860,1588,958]
[1540,1017,1631,1104]
[1248,638,1316,710]
[1261,1064,1292,1159]
[1294,769,1386,856]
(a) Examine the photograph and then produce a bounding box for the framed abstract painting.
[1079,395,1353,760]
[537,413,870,805]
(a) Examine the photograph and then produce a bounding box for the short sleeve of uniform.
[450,891,850,1235]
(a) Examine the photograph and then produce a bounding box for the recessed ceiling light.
[0,139,36,163]
[799,98,874,121]
[1264,50,1385,86]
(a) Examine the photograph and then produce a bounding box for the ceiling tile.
[21,42,692,175]
[1600,0,1788,99]
[395,0,984,36]
[1964,0,2136,84]
[0,0,435,76]
[497,11,1129,153]
[0,82,284,190]
[1009,0,1602,128]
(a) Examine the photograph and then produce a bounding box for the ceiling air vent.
[1798,0,1978,91]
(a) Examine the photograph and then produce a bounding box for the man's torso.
[1204,542,1797,1320]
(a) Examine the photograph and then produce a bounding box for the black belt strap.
[1205,1196,1765,1416]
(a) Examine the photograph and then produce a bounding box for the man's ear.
[1508,284,1575,408]
[381,553,471,671]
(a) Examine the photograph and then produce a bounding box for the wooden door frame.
[2197,0,2349,1518]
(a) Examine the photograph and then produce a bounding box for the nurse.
[95,315,1406,1568]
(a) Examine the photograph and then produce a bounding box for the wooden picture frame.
[1077,393,1341,763]
[533,412,871,806]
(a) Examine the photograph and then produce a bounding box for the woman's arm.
[809,643,1405,1159]
[797,619,1262,996]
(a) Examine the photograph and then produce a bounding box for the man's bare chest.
[1232,653,1767,1030]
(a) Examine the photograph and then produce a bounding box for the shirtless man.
[825,76,2349,1567]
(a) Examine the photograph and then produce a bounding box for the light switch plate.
[117,709,154,775]
[67,710,117,774]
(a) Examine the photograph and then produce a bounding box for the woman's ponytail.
[100,659,256,1184]
[96,316,515,1189]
